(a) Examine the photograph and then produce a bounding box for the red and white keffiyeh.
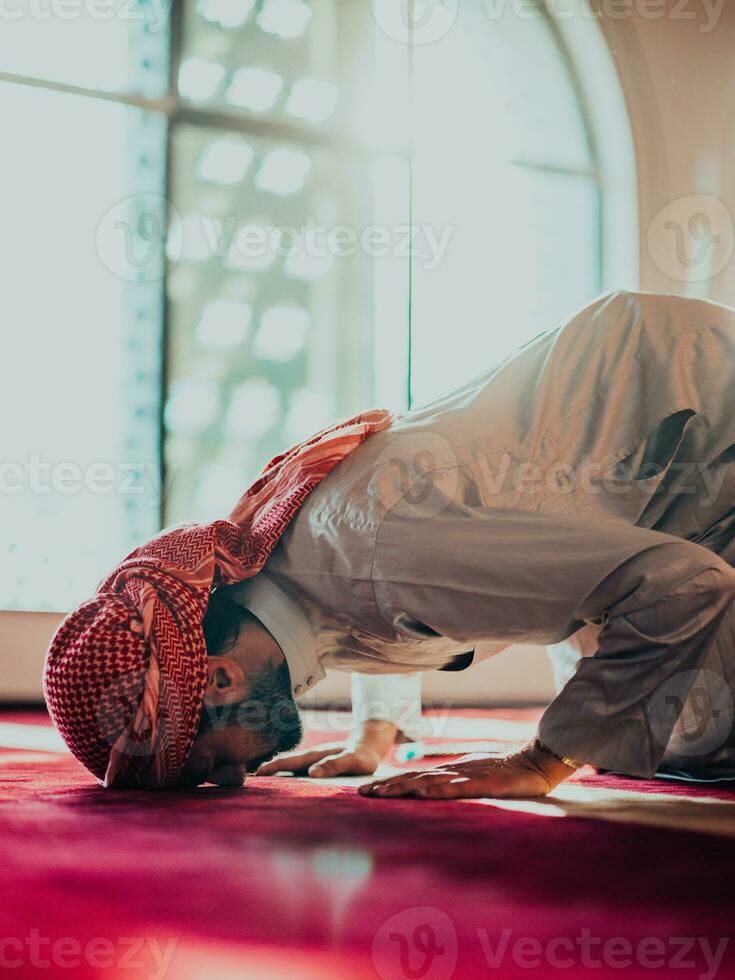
[44,409,393,789]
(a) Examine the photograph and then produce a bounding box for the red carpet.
[1,710,734,979]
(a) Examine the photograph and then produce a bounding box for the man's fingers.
[256,750,328,775]
[255,758,302,775]
[256,746,380,779]
[377,772,546,800]
[375,771,452,794]
[359,768,456,797]
[309,753,352,778]
[358,775,401,795]
[358,754,554,801]
[369,767,454,788]
[361,774,490,800]
[310,749,382,777]
[413,777,486,799]
[379,773,460,796]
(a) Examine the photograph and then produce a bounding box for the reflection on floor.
[1,708,734,979]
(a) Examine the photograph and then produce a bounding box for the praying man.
[45,291,735,798]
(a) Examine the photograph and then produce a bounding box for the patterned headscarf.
[44,410,393,788]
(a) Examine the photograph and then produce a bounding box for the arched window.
[0,0,636,612]
[404,0,638,406]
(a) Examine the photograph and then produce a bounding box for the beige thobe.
[231,291,735,778]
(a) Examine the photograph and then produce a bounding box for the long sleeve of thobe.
[371,498,735,776]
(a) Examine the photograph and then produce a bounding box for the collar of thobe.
[229,572,325,699]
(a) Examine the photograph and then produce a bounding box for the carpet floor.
[1,709,734,980]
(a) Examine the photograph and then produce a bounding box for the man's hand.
[256,720,399,779]
[358,738,578,800]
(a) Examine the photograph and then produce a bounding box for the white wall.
[1,611,61,701]
[597,0,735,304]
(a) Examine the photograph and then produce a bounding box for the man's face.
[175,719,280,788]
[174,596,303,788]
[175,645,303,787]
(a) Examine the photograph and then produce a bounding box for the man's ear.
[204,655,248,705]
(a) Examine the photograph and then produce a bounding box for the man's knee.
[658,540,735,614]
[607,538,735,618]
[700,558,735,611]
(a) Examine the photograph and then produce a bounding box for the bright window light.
[224,224,281,272]
[196,139,255,185]
[196,0,256,29]
[0,86,164,611]
[178,57,226,102]
[0,5,166,97]
[284,388,334,443]
[256,0,313,40]
[226,67,284,112]
[164,379,221,435]
[167,214,223,263]
[196,300,253,348]
[224,379,281,440]
[253,305,310,362]
[255,148,311,195]
[0,724,67,752]
[194,460,255,520]
[167,265,199,303]
[285,79,340,123]
[284,238,333,281]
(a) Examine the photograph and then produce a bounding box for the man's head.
[175,588,303,787]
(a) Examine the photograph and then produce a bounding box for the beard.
[198,658,303,759]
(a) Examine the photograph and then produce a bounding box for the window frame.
[0,0,635,597]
